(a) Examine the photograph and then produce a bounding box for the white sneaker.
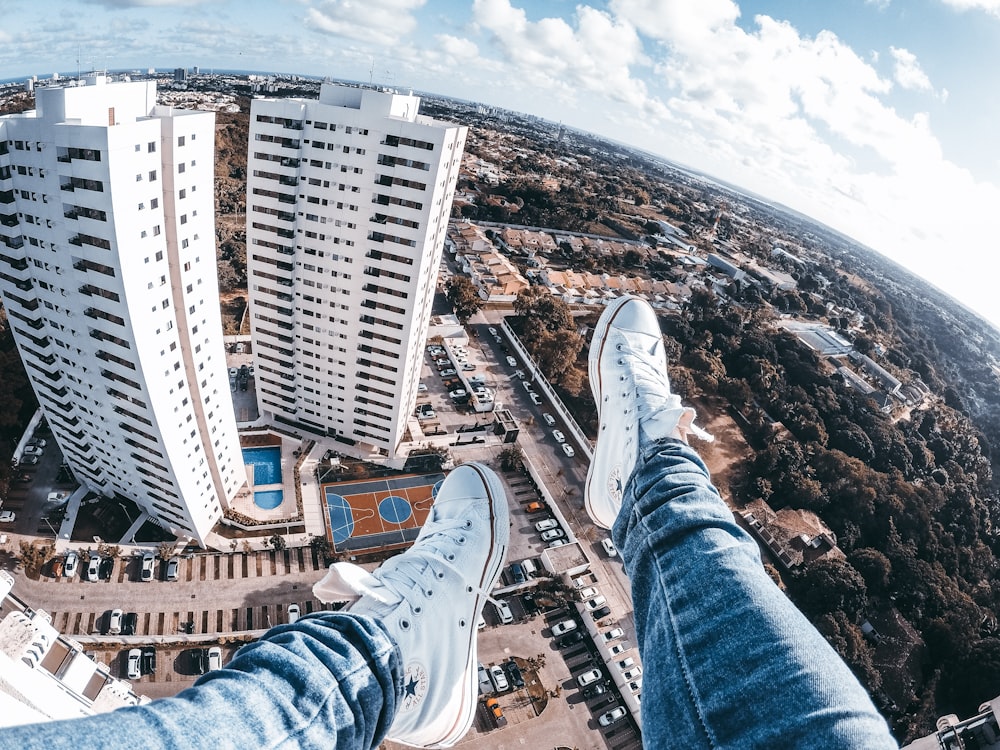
[585,295,712,529]
[312,462,509,748]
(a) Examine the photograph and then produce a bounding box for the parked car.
[461,363,476,371]
[585,596,608,611]
[18,455,39,466]
[583,683,607,700]
[628,678,643,693]
[0,511,15,524]
[551,430,565,443]
[505,356,517,367]
[127,648,142,680]
[487,327,498,336]
[561,443,575,457]
[108,608,123,635]
[140,552,155,582]
[602,628,625,642]
[540,528,565,542]
[122,612,138,636]
[509,563,526,585]
[26,438,46,448]
[439,369,456,377]
[207,646,223,672]
[287,604,300,624]
[449,389,467,400]
[591,606,612,620]
[489,664,509,692]
[87,554,101,582]
[601,538,618,557]
[557,631,584,648]
[618,657,636,671]
[23,445,43,457]
[166,556,180,581]
[534,518,558,532]
[99,556,114,580]
[577,586,598,601]
[576,668,602,687]
[495,599,514,625]
[599,706,627,727]
[622,666,643,681]
[64,551,79,578]
[191,648,208,675]
[552,619,577,636]
[504,660,524,689]
[478,662,492,694]
[142,648,157,675]
[525,501,544,513]
[548,539,567,548]
[530,393,543,405]
[609,643,628,656]
[50,557,64,577]
[485,697,507,727]
[542,413,556,426]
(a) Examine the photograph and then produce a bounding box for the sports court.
[323,473,445,553]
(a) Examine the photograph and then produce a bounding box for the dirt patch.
[689,395,754,503]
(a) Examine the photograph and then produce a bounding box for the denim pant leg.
[613,439,897,750]
[0,613,400,750]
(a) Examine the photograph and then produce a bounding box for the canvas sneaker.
[585,295,712,529]
[312,462,509,748]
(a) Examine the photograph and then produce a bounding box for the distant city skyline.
[2,0,998,329]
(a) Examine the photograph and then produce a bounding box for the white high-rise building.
[246,84,466,457]
[0,75,246,546]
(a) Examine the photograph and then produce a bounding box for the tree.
[445,276,482,324]
[791,558,868,621]
[498,445,524,472]
[157,542,174,561]
[269,534,287,551]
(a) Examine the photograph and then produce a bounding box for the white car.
[108,608,123,635]
[622,666,643,681]
[561,443,575,457]
[609,643,628,656]
[599,706,627,727]
[287,604,300,624]
[439,369,456,377]
[602,628,624,643]
[449,389,467,399]
[515,369,526,379]
[628,678,643,693]
[461,363,476,371]
[601,538,618,557]
[23,445,43,457]
[417,383,428,392]
[207,646,223,672]
[489,664,509,692]
[506,356,517,367]
[542,413,555,426]
[487,327,498,336]
[541,528,565,542]
[577,586,599,601]
[617,657,636,670]
[495,599,514,624]
[64,551,79,578]
[87,554,101,582]
[576,668,602,687]
[552,430,565,443]
[127,648,142,680]
[584,596,607,611]
[0,511,14,524]
[552,619,577,636]
[530,393,543,405]
[548,539,567,548]
[534,518,558,532]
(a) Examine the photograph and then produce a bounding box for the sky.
[1,0,999,328]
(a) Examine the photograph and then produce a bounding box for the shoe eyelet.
[459,618,467,627]
[414,606,422,614]
[400,619,410,630]
[467,586,473,593]
[446,553,456,561]
[457,536,466,544]
[437,572,445,580]
[426,588,434,597]
[464,519,473,529]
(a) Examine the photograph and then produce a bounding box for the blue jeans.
[0,614,401,749]
[615,438,898,748]
[0,441,898,749]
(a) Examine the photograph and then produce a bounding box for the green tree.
[498,445,524,472]
[269,534,287,551]
[445,276,482,324]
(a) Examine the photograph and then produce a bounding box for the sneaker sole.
[585,296,638,529]
[437,462,509,747]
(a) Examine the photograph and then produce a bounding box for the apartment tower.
[0,76,246,545]
[246,84,466,457]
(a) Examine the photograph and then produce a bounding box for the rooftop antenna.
[368,57,375,88]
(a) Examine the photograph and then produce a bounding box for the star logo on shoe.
[607,466,624,504]
[400,662,429,711]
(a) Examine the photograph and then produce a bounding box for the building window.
[178,135,186,147]
[149,170,158,181]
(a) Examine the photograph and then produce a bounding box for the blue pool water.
[243,446,282,485]
[254,489,284,510]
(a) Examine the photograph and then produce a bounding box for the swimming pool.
[254,489,284,510]
[243,446,282,485]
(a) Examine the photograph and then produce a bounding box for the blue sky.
[2,0,998,328]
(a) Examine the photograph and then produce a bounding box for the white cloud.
[866,0,891,9]
[81,0,213,6]
[305,0,426,46]
[472,0,655,111]
[436,34,479,63]
[890,46,933,91]
[939,0,1000,16]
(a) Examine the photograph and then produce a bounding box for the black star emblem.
[404,676,419,698]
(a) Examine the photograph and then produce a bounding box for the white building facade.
[246,84,466,457]
[0,76,246,545]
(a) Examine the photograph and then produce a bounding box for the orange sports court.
[323,473,446,553]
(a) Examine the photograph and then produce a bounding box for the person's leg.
[586,295,896,749]
[615,439,897,749]
[0,462,508,750]
[0,612,400,750]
